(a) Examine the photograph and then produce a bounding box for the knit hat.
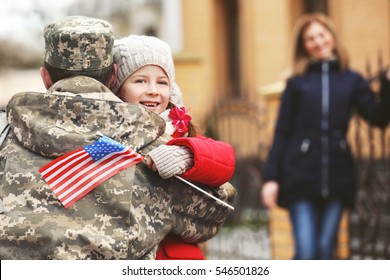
[44,16,114,71]
[113,35,183,106]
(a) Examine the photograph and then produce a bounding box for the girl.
[113,35,236,260]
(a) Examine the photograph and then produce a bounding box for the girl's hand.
[260,181,279,208]
[145,145,193,179]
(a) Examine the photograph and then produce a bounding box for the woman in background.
[261,13,390,259]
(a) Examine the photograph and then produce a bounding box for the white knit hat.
[113,35,183,106]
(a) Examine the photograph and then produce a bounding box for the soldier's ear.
[40,67,53,89]
[108,64,118,89]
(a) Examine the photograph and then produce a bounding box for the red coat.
[167,136,235,186]
[156,135,235,260]
[156,235,205,260]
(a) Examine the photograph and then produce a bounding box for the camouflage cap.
[44,16,114,71]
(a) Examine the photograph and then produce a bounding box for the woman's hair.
[290,12,349,76]
[44,62,115,86]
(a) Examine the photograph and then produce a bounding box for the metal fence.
[347,56,390,259]
[203,98,266,225]
[348,109,390,258]
[203,98,269,259]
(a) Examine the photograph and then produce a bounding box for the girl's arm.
[164,135,235,187]
[147,136,235,187]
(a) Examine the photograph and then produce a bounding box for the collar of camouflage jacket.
[6,76,166,158]
[47,76,123,102]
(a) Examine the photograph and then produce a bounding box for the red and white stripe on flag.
[39,135,144,208]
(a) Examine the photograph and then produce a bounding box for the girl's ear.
[40,67,53,89]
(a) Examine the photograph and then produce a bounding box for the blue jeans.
[288,198,344,260]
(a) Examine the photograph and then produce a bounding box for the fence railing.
[203,98,266,225]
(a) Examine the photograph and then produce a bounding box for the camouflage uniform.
[0,16,236,259]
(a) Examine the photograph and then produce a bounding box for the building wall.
[329,0,390,74]
[173,53,205,124]
[240,0,297,92]
[179,0,217,125]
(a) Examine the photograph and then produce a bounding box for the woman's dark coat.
[263,60,390,208]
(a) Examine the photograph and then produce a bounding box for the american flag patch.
[39,135,143,208]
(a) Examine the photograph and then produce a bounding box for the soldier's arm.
[169,181,236,243]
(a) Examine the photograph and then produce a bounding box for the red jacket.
[168,136,235,186]
[156,135,235,260]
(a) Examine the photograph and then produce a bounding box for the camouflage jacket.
[0,76,236,260]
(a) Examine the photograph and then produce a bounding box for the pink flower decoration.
[169,106,192,134]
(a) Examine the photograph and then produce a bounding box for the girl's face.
[302,21,335,60]
[119,65,170,114]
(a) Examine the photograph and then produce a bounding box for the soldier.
[0,16,236,259]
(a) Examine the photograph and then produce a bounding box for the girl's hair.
[167,102,200,137]
[290,12,349,76]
